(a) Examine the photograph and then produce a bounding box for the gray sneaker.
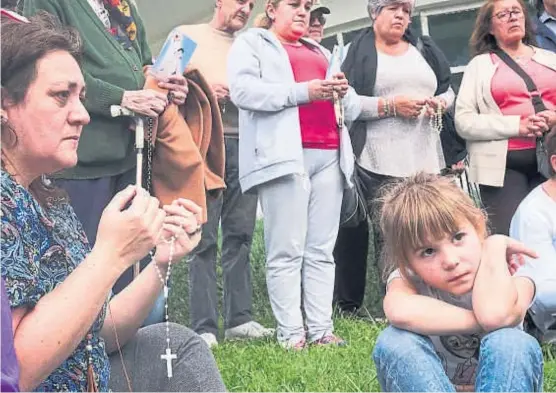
[224,321,275,340]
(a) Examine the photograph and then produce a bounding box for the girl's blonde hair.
[253,0,283,29]
[377,172,488,281]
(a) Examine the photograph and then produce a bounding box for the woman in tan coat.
[455,0,556,235]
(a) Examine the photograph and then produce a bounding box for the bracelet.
[391,97,397,118]
[383,98,390,118]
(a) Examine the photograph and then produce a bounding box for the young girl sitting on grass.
[372,173,544,392]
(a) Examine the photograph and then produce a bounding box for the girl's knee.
[372,326,432,364]
[481,328,542,359]
[478,328,544,392]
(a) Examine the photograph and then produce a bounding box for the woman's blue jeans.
[373,326,543,392]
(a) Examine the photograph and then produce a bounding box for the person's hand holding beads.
[154,198,203,264]
[94,186,166,274]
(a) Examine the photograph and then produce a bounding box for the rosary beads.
[146,116,177,379]
[151,237,177,378]
[428,99,444,134]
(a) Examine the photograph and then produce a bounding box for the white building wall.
[136,0,537,84]
[136,0,482,52]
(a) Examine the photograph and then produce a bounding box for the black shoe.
[337,307,386,324]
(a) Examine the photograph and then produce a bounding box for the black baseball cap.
[311,0,331,15]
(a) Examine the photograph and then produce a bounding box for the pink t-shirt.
[283,42,339,150]
[490,53,556,151]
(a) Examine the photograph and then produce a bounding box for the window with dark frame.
[427,9,479,68]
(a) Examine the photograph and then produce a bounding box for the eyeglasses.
[310,14,326,26]
[492,8,523,22]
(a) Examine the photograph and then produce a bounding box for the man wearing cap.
[306,0,330,43]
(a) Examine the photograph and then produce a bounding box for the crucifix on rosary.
[161,347,177,378]
[110,104,178,379]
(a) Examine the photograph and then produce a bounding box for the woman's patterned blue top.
[1,172,110,391]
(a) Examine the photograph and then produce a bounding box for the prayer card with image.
[150,28,197,80]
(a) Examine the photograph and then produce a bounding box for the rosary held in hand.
[91,108,195,393]
[95,111,202,391]
[144,117,202,379]
[146,116,177,379]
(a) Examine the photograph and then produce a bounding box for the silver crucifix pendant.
[161,347,177,378]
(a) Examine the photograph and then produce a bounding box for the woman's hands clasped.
[382,96,447,119]
[308,72,349,102]
[424,97,447,117]
[391,96,427,119]
[518,110,556,138]
[154,198,203,265]
[93,187,202,274]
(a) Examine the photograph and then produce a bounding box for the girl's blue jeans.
[373,326,543,392]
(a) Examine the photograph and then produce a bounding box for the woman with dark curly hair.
[1,12,225,392]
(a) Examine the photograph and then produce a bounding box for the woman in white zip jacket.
[227,0,362,350]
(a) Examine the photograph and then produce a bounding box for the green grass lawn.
[169,220,556,391]
[213,318,384,392]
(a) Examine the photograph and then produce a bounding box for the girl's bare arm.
[472,235,536,332]
[385,278,482,335]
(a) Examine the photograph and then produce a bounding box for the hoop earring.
[1,117,18,149]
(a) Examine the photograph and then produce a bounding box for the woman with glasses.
[456,0,556,235]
